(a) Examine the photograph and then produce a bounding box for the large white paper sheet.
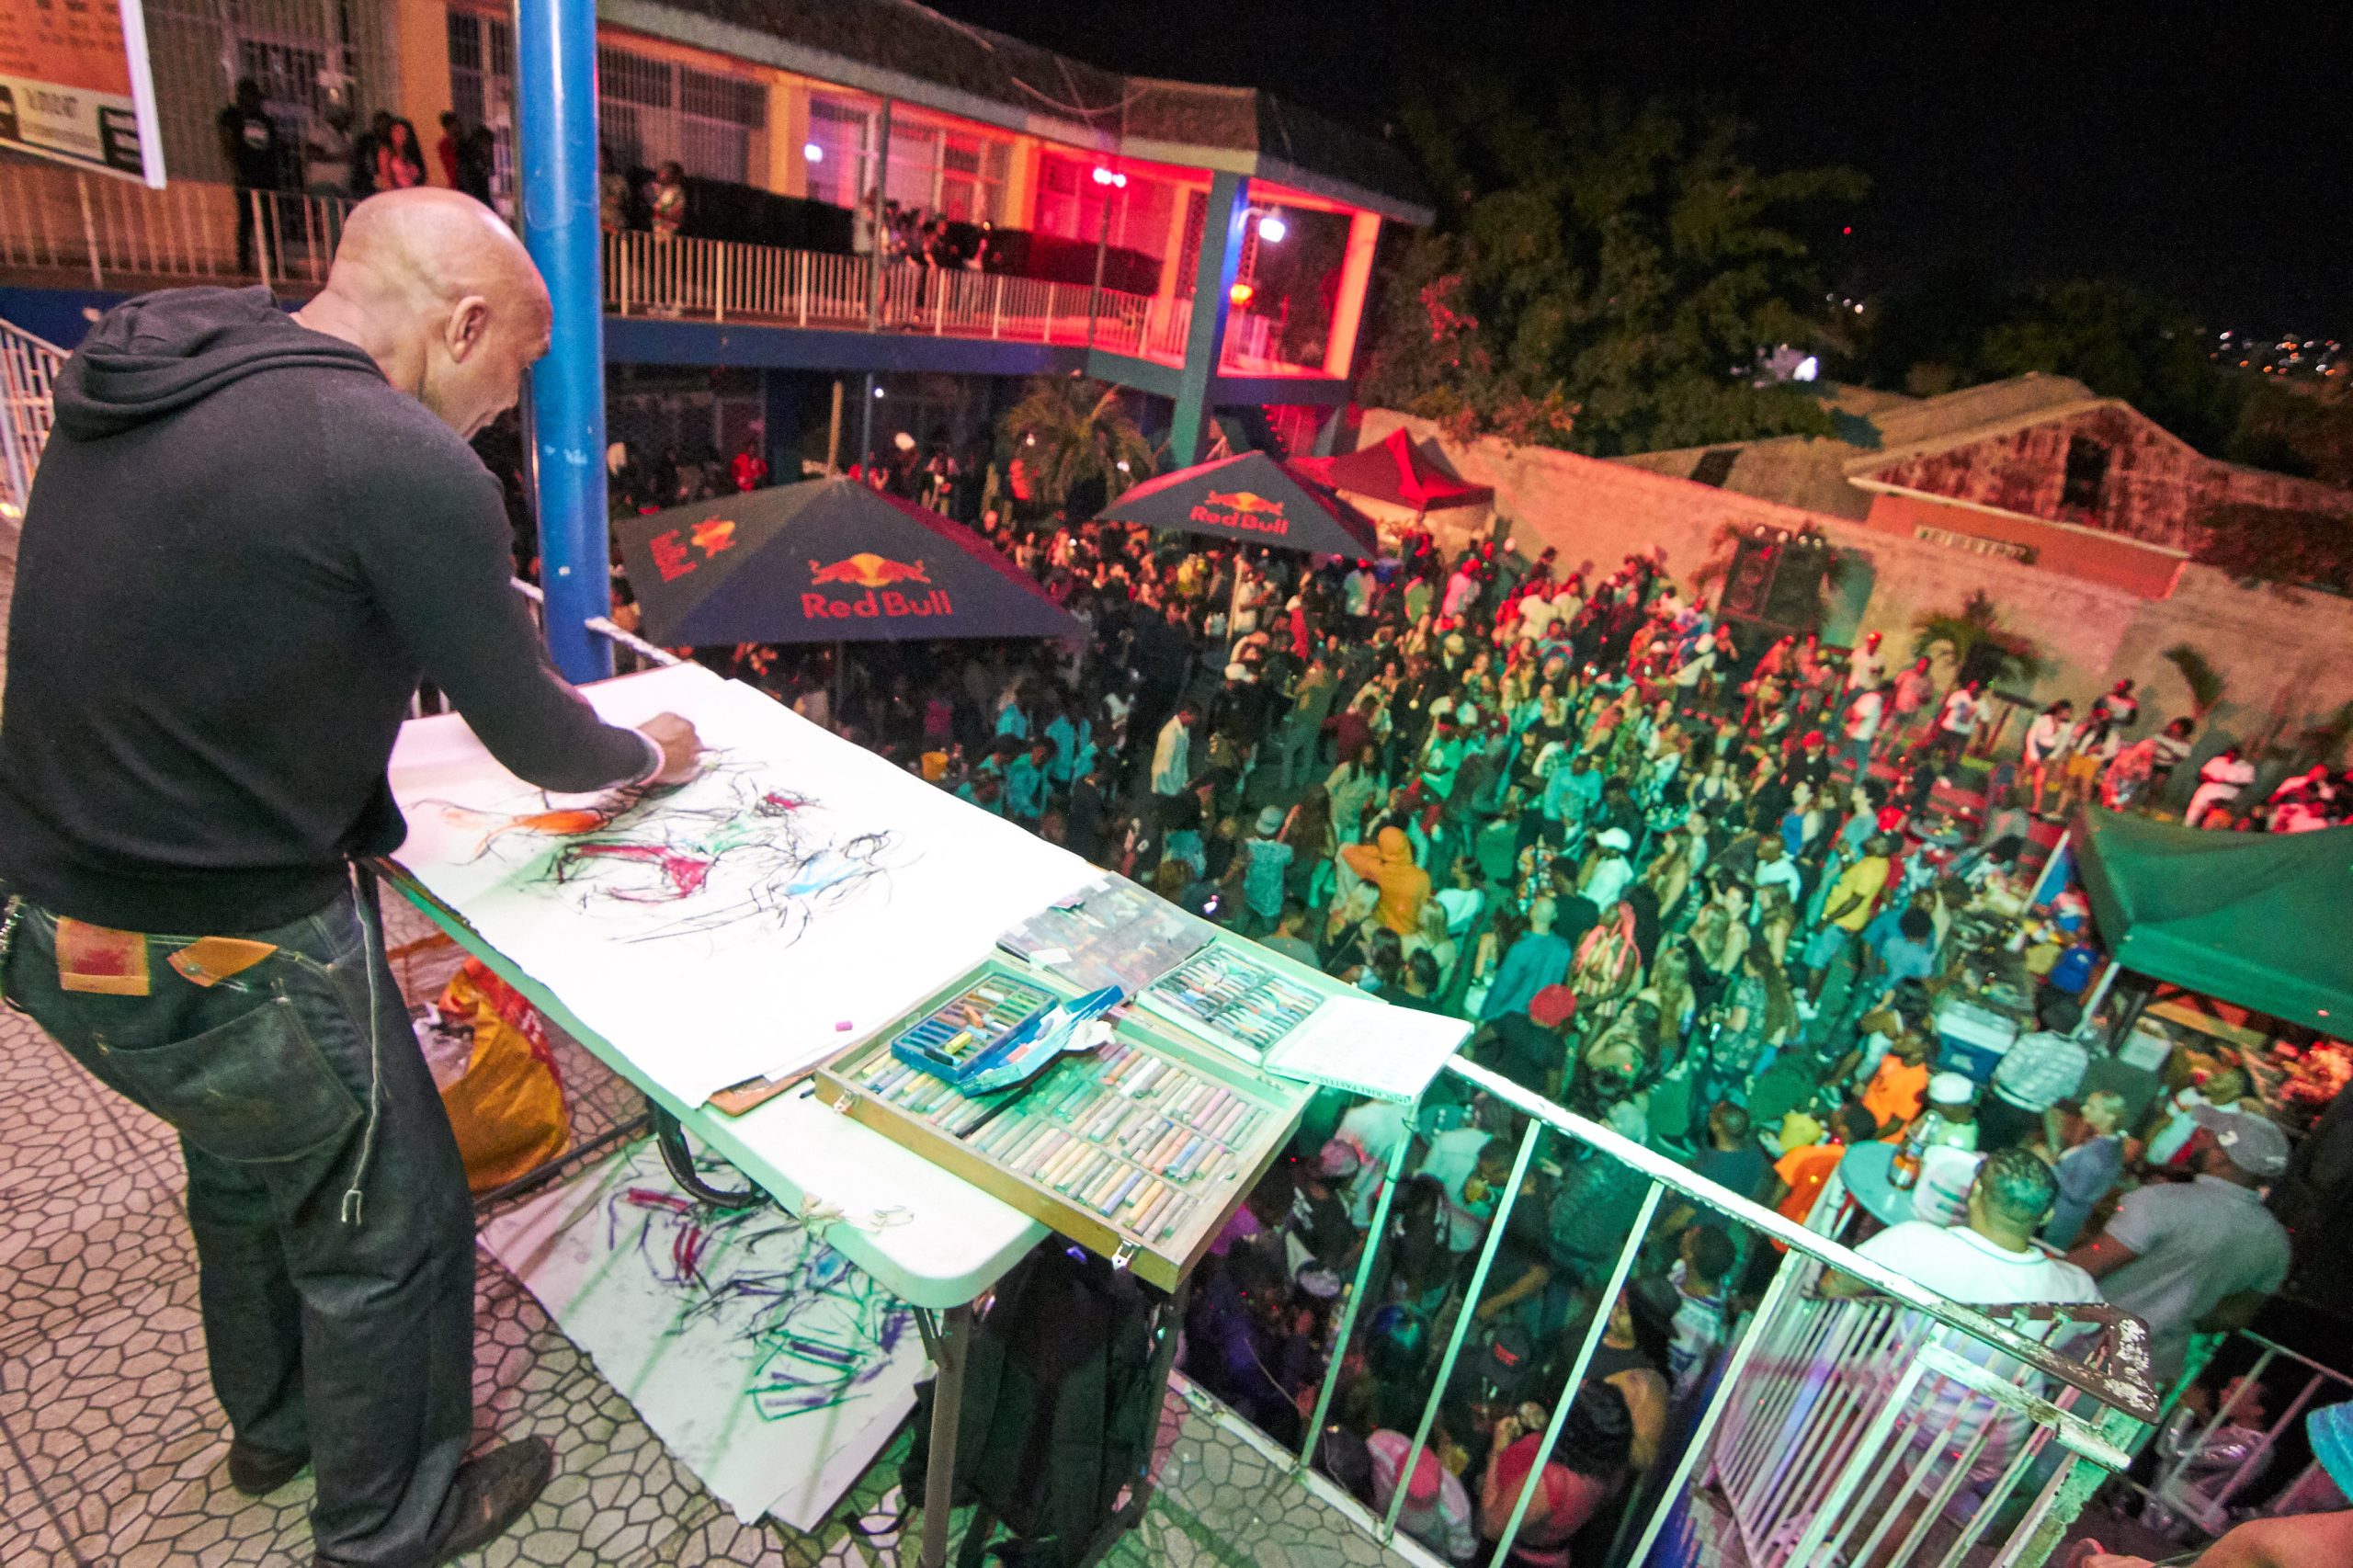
[480,1143,924,1527]
[387,664,1097,1106]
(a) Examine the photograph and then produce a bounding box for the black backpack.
[903,1246,1165,1568]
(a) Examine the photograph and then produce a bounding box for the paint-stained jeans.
[1,878,474,1566]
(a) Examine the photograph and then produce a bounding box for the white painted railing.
[0,161,1331,375]
[1273,1057,2155,1568]
[0,159,347,291]
[0,318,66,517]
[2124,1330,2353,1542]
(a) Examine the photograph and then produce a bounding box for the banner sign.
[0,0,167,185]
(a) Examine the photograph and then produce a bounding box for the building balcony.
[0,160,1333,386]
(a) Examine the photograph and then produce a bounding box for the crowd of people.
[642,484,2334,1552]
[570,443,2342,1559]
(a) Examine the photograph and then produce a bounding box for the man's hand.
[638,712,703,784]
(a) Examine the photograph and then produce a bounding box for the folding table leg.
[915,1304,972,1568]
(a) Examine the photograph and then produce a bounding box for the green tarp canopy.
[2072,807,2353,1033]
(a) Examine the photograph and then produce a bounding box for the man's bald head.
[296,188,551,437]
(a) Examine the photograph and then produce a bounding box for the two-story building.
[0,0,1428,484]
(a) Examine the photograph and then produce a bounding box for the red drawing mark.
[562,843,716,899]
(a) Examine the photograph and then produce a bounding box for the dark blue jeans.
[2,876,474,1566]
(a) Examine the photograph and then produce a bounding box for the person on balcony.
[217,78,284,276]
[0,188,700,1567]
[375,118,426,192]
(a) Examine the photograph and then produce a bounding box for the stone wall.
[1359,408,2353,760]
[1867,403,2353,552]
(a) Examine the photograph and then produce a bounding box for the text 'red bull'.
[1189,489,1291,536]
[803,553,949,619]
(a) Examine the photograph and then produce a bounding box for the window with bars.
[448,11,766,194]
[593,44,765,186]
[803,91,1007,222]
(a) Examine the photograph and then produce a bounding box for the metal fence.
[0,318,66,518]
[1281,1057,2156,1568]
[0,160,347,292]
[2123,1330,2353,1542]
[0,160,1325,376]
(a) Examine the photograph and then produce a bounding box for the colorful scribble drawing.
[610,1178,914,1422]
[419,755,902,945]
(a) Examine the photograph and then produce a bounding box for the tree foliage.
[1359,82,1867,456]
[2160,643,2227,719]
[996,376,1156,511]
[2191,503,2353,596]
[1911,590,2045,684]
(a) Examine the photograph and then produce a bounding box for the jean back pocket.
[103,995,363,1165]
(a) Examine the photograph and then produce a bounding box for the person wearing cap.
[1368,1426,1479,1562]
[2068,1106,2292,1383]
[1580,826,1636,908]
[1482,983,1578,1097]
[1916,1071,1984,1151]
[2043,1091,2130,1250]
[1235,804,1295,934]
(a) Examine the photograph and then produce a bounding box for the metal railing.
[0,159,1329,376]
[1279,1056,2155,1568]
[0,317,65,517]
[2124,1331,2353,1542]
[0,159,347,292]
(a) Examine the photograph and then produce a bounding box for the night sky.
[931,0,2347,335]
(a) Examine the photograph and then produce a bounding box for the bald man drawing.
[0,189,698,1566]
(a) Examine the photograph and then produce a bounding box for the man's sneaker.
[227,1437,310,1496]
[425,1437,555,1566]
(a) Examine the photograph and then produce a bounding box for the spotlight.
[1256,212,1286,243]
[1229,281,1255,306]
[803,142,824,163]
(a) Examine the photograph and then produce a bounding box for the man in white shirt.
[2184,745,2256,828]
[2021,699,2075,815]
[2069,1106,2291,1383]
[1829,1147,2102,1481]
[1846,631,1884,692]
[1581,826,1635,908]
[1150,701,1198,797]
[1921,680,1984,774]
[1840,683,1886,783]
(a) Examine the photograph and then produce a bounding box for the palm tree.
[998,376,1157,512]
[1911,590,2044,684]
[2161,643,2227,721]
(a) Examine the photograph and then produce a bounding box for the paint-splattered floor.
[0,902,1433,1568]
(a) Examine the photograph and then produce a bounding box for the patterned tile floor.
[0,900,1432,1568]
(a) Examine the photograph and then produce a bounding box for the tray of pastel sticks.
[813,970,1308,1290]
[1131,937,1340,1064]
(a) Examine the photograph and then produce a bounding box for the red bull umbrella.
[1092,449,1381,557]
[616,477,1085,646]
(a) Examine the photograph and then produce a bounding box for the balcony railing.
[1,317,66,517]
[0,160,1323,377]
[1257,1056,2156,1568]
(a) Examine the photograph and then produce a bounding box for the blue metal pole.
[1168,170,1249,467]
[515,0,612,683]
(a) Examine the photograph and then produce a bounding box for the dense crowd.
[564,440,2345,1557]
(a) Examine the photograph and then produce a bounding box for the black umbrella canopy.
[616,479,1084,647]
[1093,450,1381,557]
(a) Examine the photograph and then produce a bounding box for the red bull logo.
[1189,489,1291,536]
[803,553,951,621]
[807,552,932,589]
[647,517,740,581]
